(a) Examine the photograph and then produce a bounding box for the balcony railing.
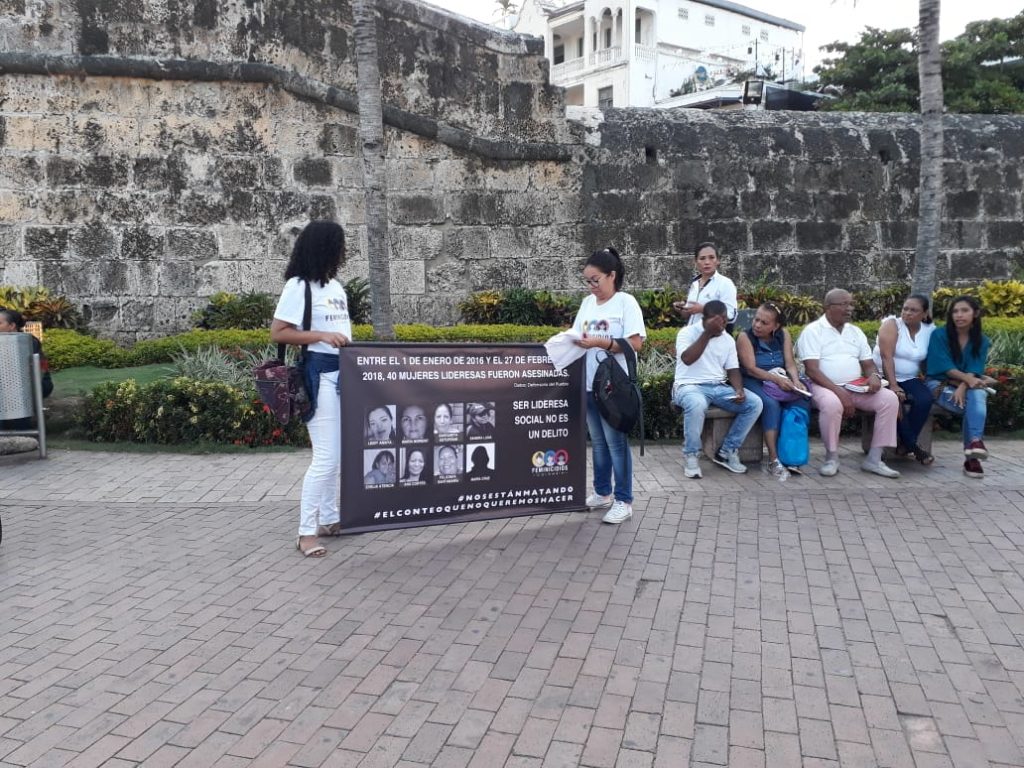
[633,44,656,62]
[590,46,623,66]
[550,57,585,82]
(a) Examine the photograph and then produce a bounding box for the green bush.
[345,277,372,325]
[986,364,1024,431]
[854,283,910,320]
[45,329,127,370]
[125,330,272,366]
[635,288,687,330]
[81,377,309,447]
[0,285,84,329]
[193,291,276,330]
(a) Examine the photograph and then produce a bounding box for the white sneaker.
[861,460,900,478]
[602,500,632,524]
[684,454,702,479]
[712,448,747,474]
[766,459,790,480]
[586,493,613,509]
[819,459,839,477]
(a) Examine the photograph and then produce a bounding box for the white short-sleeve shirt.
[572,291,647,392]
[796,314,870,384]
[274,277,352,355]
[673,323,739,387]
[685,272,738,325]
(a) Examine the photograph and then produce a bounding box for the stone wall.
[0,0,1021,340]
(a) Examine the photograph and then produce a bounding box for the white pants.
[299,372,341,535]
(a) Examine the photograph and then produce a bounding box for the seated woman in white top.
[871,293,935,465]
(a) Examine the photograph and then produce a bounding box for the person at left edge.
[572,247,647,526]
[270,221,352,558]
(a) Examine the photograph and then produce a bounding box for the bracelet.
[606,338,614,351]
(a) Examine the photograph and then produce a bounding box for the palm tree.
[353,0,395,339]
[911,0,943,297]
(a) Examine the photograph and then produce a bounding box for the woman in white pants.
[271,221,352,557]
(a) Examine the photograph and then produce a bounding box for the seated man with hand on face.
[797,288,901,478]
[672,300,762,479]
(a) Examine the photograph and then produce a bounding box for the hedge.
[46,318,1024,371]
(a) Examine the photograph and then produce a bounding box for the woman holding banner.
[270,221,351,558]
[573,247,646,526]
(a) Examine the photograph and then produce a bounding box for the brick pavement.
[1,437,1024,767]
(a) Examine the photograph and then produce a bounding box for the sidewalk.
[1,438,1023,767]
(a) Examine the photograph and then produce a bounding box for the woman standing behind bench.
[736,302,809,479]
[872,294,935,465]
[925,295,996,479]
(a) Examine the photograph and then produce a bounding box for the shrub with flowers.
[81,377,308,447]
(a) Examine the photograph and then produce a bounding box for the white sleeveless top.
[871,316,934,381]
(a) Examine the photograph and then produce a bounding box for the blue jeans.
[927,379,987,446]
[586,393,633,503]
[672,383,763,456]
[896,377,934,451]
[742,377,810,432]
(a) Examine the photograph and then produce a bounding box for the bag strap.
[277,280,313,362]
[614,338,645,457]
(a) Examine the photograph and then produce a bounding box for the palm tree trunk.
[353,0,395,339]
[912,0,943,298]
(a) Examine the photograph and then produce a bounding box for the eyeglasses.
[581,274,606,287]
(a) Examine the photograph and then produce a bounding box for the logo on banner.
[531,449,570,475]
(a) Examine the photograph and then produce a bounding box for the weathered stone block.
[293,157,333,187]
[946,191,980,220]
[751,221,794,252]
[25,226,70,260]
[796,222,842,251]
[165,229,218,262]
[880,221,918,250]
[391,194,446,225]
[988,222,1024,249]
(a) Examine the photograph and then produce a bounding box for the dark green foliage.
[634,289,687,330]
[497,287,546,325]
[854,283,910,320]
[815,13,1024,114]
[345,277,372,325]
[192,291,276,330]
[736,286,820,326]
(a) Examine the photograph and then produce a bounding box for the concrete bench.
[700,407,764,464]
[859,404,942,456]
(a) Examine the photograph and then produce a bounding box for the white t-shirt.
[871,317,934,381]
[274,277,352,355]
[673,323,738,387]
[796,315,870,384]
[685,272,738,326]
[572,291,647,392]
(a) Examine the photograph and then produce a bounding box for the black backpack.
[592,338,645,455]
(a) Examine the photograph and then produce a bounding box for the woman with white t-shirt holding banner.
[271,221,352,558]
[572,247,647,525]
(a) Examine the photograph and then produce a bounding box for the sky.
[420,0,1024,71]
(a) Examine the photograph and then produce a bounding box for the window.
[678,8,688,20]
[760,29,769,41]
[553,44,565,65]
[604,28,612,47]
[704,14,715,26]
[577,38,584,57]
[635,17,641,41]
[598,86,614,109]
[741,24,750,36]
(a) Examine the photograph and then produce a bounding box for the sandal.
[317,522,342,537]
[296,536,327,558]
[911,447,935,466]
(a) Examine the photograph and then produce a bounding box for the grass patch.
[52,364,173,395]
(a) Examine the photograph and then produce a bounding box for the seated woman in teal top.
[925,295,997,478]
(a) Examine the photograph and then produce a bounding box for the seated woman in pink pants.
[796,289,901,478]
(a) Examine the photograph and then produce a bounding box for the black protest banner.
[338,344,587,533]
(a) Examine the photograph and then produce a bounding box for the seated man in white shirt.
[672,300,763,478]
[797,288,901,478]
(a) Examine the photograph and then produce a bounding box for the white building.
[512,0,805,108]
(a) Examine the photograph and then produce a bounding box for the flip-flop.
[296,537,327,558]
[317,522,342,537]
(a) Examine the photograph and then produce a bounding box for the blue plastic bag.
[777,405,809,467]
